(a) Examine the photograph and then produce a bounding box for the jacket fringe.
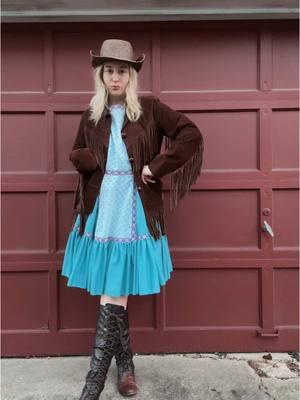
[70,176,79,231]
[165,135,204,211]
[78,173,86,236]
[69,174,86,237]
[131,120,161,172]
[74,176,167,241]
[72,108,204,240]
[145,207,167,240]
[131,121,167,240]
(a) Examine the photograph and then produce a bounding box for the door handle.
[262,220,274,237]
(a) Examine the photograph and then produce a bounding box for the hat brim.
[90,50,145,72]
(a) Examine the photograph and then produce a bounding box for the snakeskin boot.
[79,303,127,400]
[114,306,138,396]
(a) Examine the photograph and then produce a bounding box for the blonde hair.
[88,63,143,125]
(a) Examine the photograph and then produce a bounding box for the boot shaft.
[79,303,127,400]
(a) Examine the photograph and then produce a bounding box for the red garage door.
[2,20,299,356]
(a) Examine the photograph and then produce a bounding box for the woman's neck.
[108,95,126,106]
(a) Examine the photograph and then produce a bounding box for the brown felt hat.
[90,39,145,72]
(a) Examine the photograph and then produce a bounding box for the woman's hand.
[141,165,156,184]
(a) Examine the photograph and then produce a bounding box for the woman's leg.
[103,295,137,395]
[79,301,129,399]
[98,294,137,395]
[100,295,128,310]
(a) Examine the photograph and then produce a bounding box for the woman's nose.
[112,72,120,79]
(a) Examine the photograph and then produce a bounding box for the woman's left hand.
[141,165,156,184]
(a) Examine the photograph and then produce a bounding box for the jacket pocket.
[69,147,98,173]
[143,179,163,207]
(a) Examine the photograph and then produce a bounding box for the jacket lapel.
[90,105,130,148]
[86,98,153,172]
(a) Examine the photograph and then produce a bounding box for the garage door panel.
[274,268,299,325]
[2,193,48,252]
[165,268,260,327]
[54,112,83,172]
[2,271,49,330]
[53,31,96,92]
[273,189,299,249]
[56,192,77,252]
[1,31,44,92]
[59,278,99,330]
[166,190,259,249]
[2,113,47,173]
[160,29,258,91]
[190,111,258,171]
[272,110,299,170]
[272,29,299,89]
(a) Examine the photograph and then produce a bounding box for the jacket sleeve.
[148,97,204,210]
[69,110,98,173]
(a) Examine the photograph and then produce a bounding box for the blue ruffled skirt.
[61,188,173,297]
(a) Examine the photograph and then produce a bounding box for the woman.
[61,39,204,399]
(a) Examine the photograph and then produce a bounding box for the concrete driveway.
[2,352,299,399]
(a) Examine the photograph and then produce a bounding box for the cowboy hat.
[90,39,146,72]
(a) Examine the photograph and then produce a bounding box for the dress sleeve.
[69,111,98,173]
[148,97,204,210]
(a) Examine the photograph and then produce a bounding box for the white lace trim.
[109,103,125,110]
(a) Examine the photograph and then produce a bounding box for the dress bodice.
[105,104,131,171]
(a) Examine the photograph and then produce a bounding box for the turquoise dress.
[61,103,173,296]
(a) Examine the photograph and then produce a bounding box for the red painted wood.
[1,19,299,356]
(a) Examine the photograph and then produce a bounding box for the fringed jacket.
[69,95,204,240]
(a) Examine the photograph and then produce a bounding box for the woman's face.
[102,61,130,101]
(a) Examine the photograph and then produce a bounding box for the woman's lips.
[112,86,120,89]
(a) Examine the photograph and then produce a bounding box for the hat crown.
[100,39,134,61]
[90,39,145,72]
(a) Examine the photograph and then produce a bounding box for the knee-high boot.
[114,306,138,396]
[79,303,127,400]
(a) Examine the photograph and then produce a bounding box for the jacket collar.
[101,102,130,132]
[86,96,153,149]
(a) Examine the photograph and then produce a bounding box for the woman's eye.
[105,69,127,74]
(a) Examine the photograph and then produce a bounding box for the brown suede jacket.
[69,95,204,240]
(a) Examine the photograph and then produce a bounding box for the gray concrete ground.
[2,352,299,400]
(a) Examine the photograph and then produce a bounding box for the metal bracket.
[256,328,279,337]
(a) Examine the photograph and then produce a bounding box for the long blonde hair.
[88,64,143,126]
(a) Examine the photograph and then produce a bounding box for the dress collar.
[108,103,126,111]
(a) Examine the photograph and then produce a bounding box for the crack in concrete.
[248,360,269,378]
[286,360,300,374]
[213,352,228,359]
[258,379,276,399]
[210,387,225,399]
[247,359,299,381]
[181,352,227,360]
[229,388,244,399]
[288,352,299,362]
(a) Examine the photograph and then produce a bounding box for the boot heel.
[115,307,138,396]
